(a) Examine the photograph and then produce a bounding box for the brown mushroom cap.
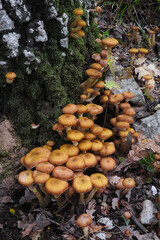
[60,144,79,157]
[116,121,130,130]
[90,124,103,135]
[24,147,51,169]
[72,175,93,193]
[58,114,77,127]
[94,80,105,89]
[18,170,34,186]
[46,140,55,147]
[78,140,92,152]
[79,153,97,167]
[67,130,84,142]
[84,132,96,140]
[115,178,125,189]
[92,53,101,62]
[90,173,108,188]
[91,139,103,151]
[100,157,116,171]
[99,59,108,67]
[138,48,149,54]
[77,19,86,27]
[85,88,94,94]
[66,155,85,171]
[103,89,111,96]
[49,149,69,165]
[62,104,78,115]
[76,213,92,228]
[122,178,136,188]
[100,50,108,58]
[86,103,103,116]
[122,91,135,100]
[123,107,136,116]
[142,74,153,81]
[90,63,102,71]
[85,68,102,79]
[78,117,94,129]
[119,129,129,138]
[5,72,16,79]
[132,26,140,31]
[52,166,74,180]
[99,142,116,156]
[34,172,50,184]
[45,177,69,195]
[101,38,119,47]
[100,95,109,104]
[117,114,134,123]
[98,128,113,140]
[109,94,124,104]
[110,117,117,126]
[119,103,131,109]
[76,104,88,115]
[123,212,131,220]
[78,30,85,37]
[129,48,139,55]
[73,8,83,16]
[36,162,55,173]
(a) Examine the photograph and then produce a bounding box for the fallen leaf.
[86,199,96,219]
[98,217,114,229]
[1,195,13,203]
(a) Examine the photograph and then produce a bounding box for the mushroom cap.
[129,48,139,54]
[119,129,129,138]
[103,89,111,96]
[60,144,79,157]
[90,124,103,135]
[45,177,69,195]
[46,140,55,147]
[18,170,34,186]
[132,26,140,31]
[90,173,108,188]
[78,140,92,152]
[36,162,55,173]
[67,130,84,142]
[142,74,153,81]
[78,117,94,129]
[138,48,149,54]
[100,95,109,104]
[119,103,131,109]
[52,123,64,132]
[116,178,125,189]
[128,127,135,134]
[76,213,92,228]
[72,175,93,193]
[78,30,85,37]
[58,114,77,127]
[99,142,116,156]
[109,94,124,104]
[149,30,155,34]
[100,50,108,58]
[84,132,96,140]
[110,117,117,126]
[85,68,102,79]
[76,104,88,114]
[117,114,134,123]
[62,104,78,115]
[85,88,94,94]
[122,178,136,188]
[73,8,83,16]
[77,19,86,27]
[86,103,103,116]
[43,145,52,151]
[24,147,51,169]
[92,53,101,62]
[96,6,102,13]
[91,139,103,151]
[123,107,136,116]
[98,128,113,140]
[101,38,119,47]
[116,121,130,130]
[49,149,69,165]
[66,155,85,170]
[99,59,108,67]
[94,80,104,89]
[20,156,25,166]
[80,153,97,167]
[80,94,88,100]
[90,63,102,71]
[34,172,50,184]
[100,157,116,171]
[52,166,74,180]
[123,212,131,220]
[5,72,16,79]
[122,91,135,100]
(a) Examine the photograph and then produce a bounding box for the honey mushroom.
[60,143,79,157]
[85,173,108,204]
[121,178,136,197]
[109,93,124,115]
[76,213,92,237]
[100,157,116,175]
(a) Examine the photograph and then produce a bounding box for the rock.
[0,0,3,9]
[134,110,160,139]
[0,10,15,32]
[57,13,69,37]
[34,20,48,42]
[2,32,21,58]
[60,38,68,48]
[140,199,158,225]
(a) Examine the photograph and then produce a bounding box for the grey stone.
[4,0,23,7]
[23,49,36,62]
[0,0,3,9]
[2,32,21,58]
[57,13,69,37]
[134,110,160,139]
[0,10,15,32]
[140,200,158,225]
[0,61,8,65]
[47,6,58,19]
[60,38,68,48]
[14,5,31,22]
[34,20,48,42]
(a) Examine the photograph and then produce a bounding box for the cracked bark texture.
[0,0,100,147]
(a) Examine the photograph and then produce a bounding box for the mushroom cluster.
[70,8,86,39]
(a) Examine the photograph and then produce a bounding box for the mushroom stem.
[70,32,79,39]
[85,187,97,204]
[80,78,99,91]
[71,25,82,33]
[39,184,51,205]
[82,226,90,238]
[54,194,63,208]
[79,193,85,204]
[70,16,81,28]
[29,185,47,208]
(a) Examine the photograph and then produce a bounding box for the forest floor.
[1,3,160,240]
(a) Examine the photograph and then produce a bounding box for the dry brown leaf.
[112,197,119,210]
[108,176,120,185]
[62,233,76,240]
[118,226,154,240]
[86,199,96,219]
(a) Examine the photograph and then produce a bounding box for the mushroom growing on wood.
[76,213,92,237]
[5,72,16,84]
